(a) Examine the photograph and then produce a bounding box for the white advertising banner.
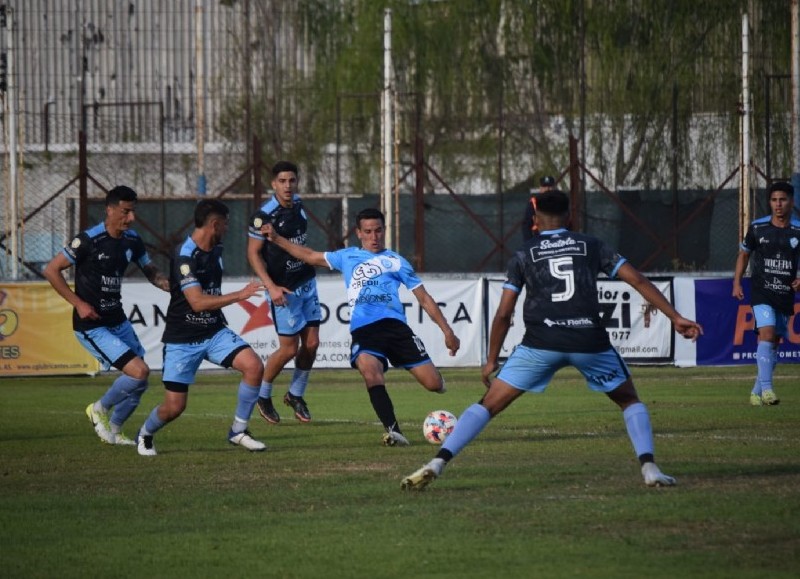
[486,277,674,363]
[121,275,483,371]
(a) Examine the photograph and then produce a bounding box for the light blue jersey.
[324,248,422,331]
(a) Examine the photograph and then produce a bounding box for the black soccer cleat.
[283,392,311,423]
[256,397,281,424]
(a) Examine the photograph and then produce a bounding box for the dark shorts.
[350,318,431,371]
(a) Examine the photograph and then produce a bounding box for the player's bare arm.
[732,250,750,300]
[42,252,100,320]
[411,285,460,356]
[481,288,518,387]
[617,262,703,341]
[246,235,290,306]
[183,280,263,313]
[263,223,328,268]
[142,263,170,292]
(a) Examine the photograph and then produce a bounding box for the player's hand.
[238,280,264,301]
[263,223,278,242]
[732,282,744,300]
[269,284,292,306]
[792,277,800,292]
[675,317,703,342]
[76,301,101,321]
[481,360,499,388]
[444,330,460,356]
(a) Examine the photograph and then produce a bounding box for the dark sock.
[368,385,401,433]
[638,453,654,465]
[436,449,454,462]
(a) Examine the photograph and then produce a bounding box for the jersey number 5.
[549,256,575,302]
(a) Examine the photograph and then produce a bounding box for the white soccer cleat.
[382,431,411,447]
[85,403,114,444]
[642,462,677,487]
[111,431,136,446]
[136,434,157,457]
[228,429,267,452]
[401,458,445,491]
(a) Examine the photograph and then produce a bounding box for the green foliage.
[1,366,799,577]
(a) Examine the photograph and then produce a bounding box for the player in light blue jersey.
[264,208,460,446]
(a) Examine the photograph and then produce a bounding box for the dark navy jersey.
[248,195,315,290]
[504,228,626,353]
[162,236,227,343]
[741,216,800,315]
[61,222,151,331]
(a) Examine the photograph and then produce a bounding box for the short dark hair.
[768,181,793,197]
[356,207,385,227]
[535,189,570,216]
[106,185,137,206]
[539,175,556,187]
[272,161,299,177]
[194,199,229,227]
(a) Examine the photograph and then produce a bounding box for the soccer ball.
[423,410,457,444]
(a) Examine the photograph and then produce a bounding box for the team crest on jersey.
[180,264,191,276]
[791,237,798,249]
[71,238,81,248]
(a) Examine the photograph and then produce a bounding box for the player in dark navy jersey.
[134,199,267,456]
[247,161,320,424]
[733,181,800,407]
[265,208,460,447]
[402,190,703,491]
[43,185,169,446]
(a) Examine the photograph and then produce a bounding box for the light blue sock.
[289,368,311,398]
[756,341,774,392]
[258,381,273,399]
[233,382,260,433]
[441,404,492,458]
[110,379,149,427]
[101,374,143,410]
[623,402,654,458]
[140,406,167,437]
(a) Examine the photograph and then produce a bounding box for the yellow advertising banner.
[0,283,99,376]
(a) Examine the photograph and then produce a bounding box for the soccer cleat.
[401,459,445,491]
[228,429,267,452]
[136,434,157,456]
[112,431,136,446]
[382,430,411,447]
[256,397,281,424]
[283,392,311,423]
[749,393,763,406]
[85,403,114,444]
[761,389,780,406]
[642,462,677,487]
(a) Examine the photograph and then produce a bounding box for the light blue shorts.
[497,344,631,393]
[752,304,789,337]
[269,279,321,336]
[75,321,145,371]
[162,327,250,386]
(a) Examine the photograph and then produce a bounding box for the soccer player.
[135,199,266,456]
[732,181,800,406]
[401,190,703,490]
[43,185,169,446]
[264,208,460,446]
[247,161,320,424]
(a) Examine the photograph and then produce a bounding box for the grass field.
[1,366,798,578]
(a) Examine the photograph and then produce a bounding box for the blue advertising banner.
[694,278,800,365]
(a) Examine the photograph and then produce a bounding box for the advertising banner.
[121,275,484,371]
[486,277,674,363]
[693,278,800,366]
[0,283,99,376]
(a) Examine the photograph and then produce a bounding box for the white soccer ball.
[423,410,457,444]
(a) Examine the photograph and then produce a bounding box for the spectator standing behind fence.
[247,161,320,425]
[135,199,266,456]
[732,181,800,407]
[521,175,556,242]
[264,208,461,447]
[401,190,703,491]
[43,185,170,446]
